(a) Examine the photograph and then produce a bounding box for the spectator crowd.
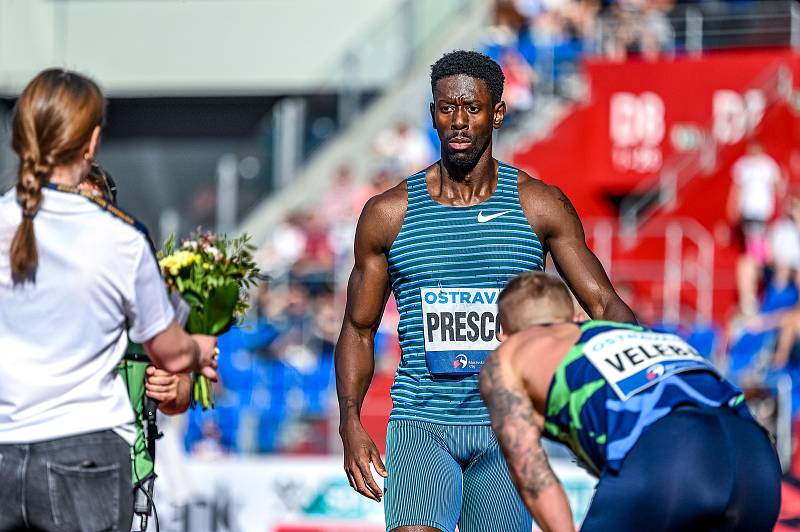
[483,0,677,117]
[184,123,436,455]
[184,1,800,462]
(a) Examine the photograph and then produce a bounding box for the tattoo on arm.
[482,356,557,499]
[557,189,578,218]
[523,437,557,498]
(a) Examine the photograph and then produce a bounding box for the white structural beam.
[0,0,400,96]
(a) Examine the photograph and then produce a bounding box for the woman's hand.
[191,334,219,381]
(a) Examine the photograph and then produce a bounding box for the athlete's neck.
[432,152,498,206]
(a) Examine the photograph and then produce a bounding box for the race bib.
[420,287,502,375]
[583,329,718,400]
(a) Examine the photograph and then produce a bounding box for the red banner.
[513,49,800,218]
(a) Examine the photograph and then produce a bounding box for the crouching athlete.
[480,271,782,532]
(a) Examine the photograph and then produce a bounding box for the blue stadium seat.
[301,356,334,416]
[686,324,720,360]
[215,401,242,452]
[217,322,281,394]
[727,330,777,384]
[761,281,799,313]
[481,44,504,64]
[257,409,285,452]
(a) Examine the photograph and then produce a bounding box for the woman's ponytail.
[8,69,105,283]
[9,154,55,282]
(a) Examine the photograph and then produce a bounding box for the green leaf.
[203,282,239,335]
[181,290,206,334]
[158,233,176,260]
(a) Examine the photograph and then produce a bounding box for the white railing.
[587,217,715,324]
[619,60,793,233]
[594,0,798,60]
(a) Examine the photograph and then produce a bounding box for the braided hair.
[9,69,106,283]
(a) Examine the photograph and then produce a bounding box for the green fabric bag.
[118,343,156,487]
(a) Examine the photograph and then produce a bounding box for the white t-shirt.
[770,218,800,268]
[0,187,175,444]
[732,153,781,221]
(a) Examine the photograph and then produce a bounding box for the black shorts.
[582,408,781,532]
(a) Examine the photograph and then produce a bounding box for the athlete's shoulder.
[516,170,581,240]
[363,179,407,213]
[517,169,570,207]
[356,179,408,252]
[359,179,407,226]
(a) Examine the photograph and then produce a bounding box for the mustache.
[446,133,472,141]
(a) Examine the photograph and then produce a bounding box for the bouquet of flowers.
[158,230,260,409]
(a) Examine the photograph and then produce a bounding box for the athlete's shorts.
[383,419,532,532]
[582,407,781,532]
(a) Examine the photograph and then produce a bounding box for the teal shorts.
[383,419,532,532]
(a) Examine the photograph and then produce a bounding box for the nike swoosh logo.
[477,210,513,223]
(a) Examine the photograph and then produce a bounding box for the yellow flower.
[160,251,200,275]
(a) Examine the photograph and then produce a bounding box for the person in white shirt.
[770,197,800,281]
[0,68,219,532]
[373,122,436,177]
[727,140,785,314]
[81,162,194,416]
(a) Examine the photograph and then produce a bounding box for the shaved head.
[498,272,574,334]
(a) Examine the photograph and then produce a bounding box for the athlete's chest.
[388,206,542,280]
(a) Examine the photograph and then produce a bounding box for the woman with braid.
[0,69,219,531]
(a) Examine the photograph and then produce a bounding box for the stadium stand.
[4,0,799,529]
[197,0,800,463]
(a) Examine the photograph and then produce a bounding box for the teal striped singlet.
[387,162,544,424]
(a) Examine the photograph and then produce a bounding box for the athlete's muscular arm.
[519,175,636,323]
[335,185,405,502]
[480,345,574,532]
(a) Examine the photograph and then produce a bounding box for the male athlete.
[335,50,636,532]
[481,271,781,531]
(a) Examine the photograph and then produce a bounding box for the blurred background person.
[728,139,785,315]
[601,0,674,62]
[0,69,218,532]
[319,164,360,224]
[372,121,436,177]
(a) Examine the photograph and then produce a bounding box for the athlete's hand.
[144,366,180,402]
[340,420,388,502]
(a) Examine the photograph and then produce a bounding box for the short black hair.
[430,50,505,105]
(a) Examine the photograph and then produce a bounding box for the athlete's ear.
[498,331,509,342]
[430,101,436,128]
[493,101,506,129]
